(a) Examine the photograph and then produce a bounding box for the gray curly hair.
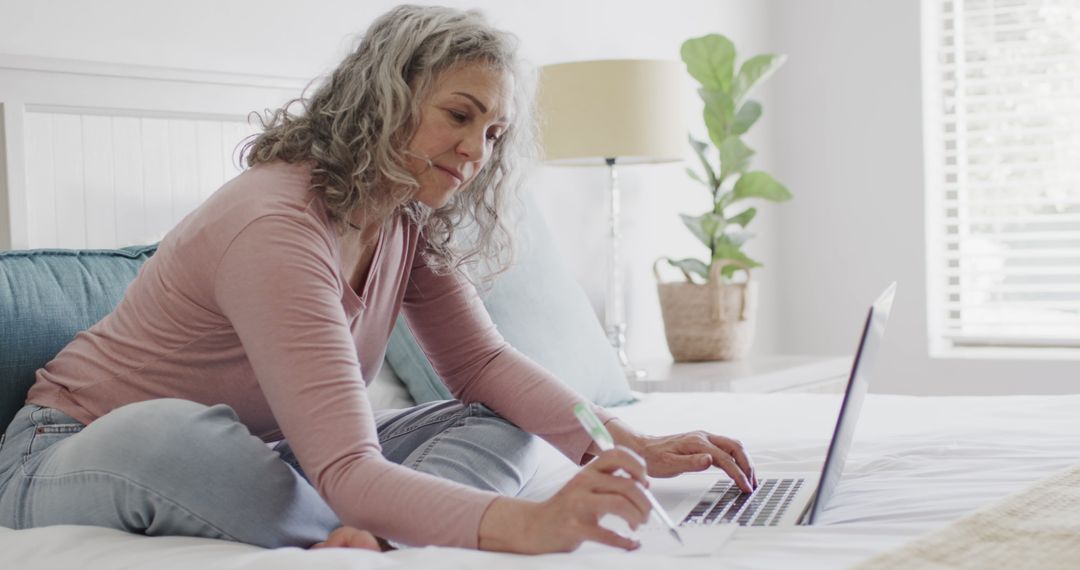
[243,5,536,281]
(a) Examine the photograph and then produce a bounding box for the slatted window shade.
[932,0,1080,349]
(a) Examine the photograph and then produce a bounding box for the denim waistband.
[3,404,84,439]
[26,405,84,429]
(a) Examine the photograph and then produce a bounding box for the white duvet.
[3,391,1079,569]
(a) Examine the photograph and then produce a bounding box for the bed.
[2,56,1079,569]
[3,385,1079,569]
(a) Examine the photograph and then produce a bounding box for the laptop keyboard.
[680,478,805,527]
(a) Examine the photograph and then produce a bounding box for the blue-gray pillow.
[0,246,156,429]
[385,194,635,407]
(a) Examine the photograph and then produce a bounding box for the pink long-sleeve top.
[27,160,613,548]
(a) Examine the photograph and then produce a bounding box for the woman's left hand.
[607,420,757,492]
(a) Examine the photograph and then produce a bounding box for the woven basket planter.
[654,260,758,362]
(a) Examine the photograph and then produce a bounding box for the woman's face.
[406,63,514,209]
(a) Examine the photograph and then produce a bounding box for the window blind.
[932,0,1080,349]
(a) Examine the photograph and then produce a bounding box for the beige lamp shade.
[539,59,686,165]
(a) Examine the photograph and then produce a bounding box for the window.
[925,0,1080,352]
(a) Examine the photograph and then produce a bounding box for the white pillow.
[367,360,416,411]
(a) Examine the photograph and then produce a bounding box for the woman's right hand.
[311,526,382,551]
[478,446,653,554]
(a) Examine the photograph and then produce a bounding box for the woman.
[0,5,755,554]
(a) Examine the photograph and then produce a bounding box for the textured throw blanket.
[855,464,1080,570]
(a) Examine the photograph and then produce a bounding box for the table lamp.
[539,59,686,379]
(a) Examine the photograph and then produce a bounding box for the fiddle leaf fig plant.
[665,34,792,283]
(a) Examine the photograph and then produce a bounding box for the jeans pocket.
[25,423,84,458]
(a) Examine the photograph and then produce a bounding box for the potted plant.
[656,33,792,361]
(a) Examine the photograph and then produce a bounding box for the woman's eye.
[448,110,467,123]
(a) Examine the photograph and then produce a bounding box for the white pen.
[573,402,684,546]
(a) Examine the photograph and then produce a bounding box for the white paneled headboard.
[0,55,308,250]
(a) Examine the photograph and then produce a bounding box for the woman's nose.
[456,129,488,162]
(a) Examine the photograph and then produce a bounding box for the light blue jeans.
[0,398,539,548]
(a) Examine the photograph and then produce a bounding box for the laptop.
[652,283,897,528]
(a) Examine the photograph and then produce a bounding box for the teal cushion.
[385,194,635,407]
[0,246,156,429]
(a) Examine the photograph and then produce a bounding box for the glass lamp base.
[617,349,647,380]
[607,325,646,379]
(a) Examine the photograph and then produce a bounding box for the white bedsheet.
[3,392,1079,569]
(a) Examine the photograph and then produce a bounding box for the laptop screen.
[805,283,896,524]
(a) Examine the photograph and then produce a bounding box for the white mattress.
[3,391,1079,569]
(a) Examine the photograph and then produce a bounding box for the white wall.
[767,0,1079,395]
[0,0,779,365]
[11,1,1065,395]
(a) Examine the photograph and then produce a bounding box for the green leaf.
[731,171,793,203]
[702,212,726,243]
[718,136,755,183]
[679,213,708,247]
[732,54,787,105]
[722,228,754,247]
[666,257,710,282]
[715,190,734,214]
[727,207,757,227]
[681,34,736,92]
[699,89,734,148]
[680,212,726,248]
[712,240,758,263]
[687,134,718,188]
[721,259,757,280]
[688,135,708,156]
[732,101,762,135]
[685,167,707,187]
[710,243,762,280]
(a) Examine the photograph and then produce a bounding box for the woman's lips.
[436,165,464,183]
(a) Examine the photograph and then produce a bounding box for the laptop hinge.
[797,493,817,525]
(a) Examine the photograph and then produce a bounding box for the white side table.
[629,355,852,394]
